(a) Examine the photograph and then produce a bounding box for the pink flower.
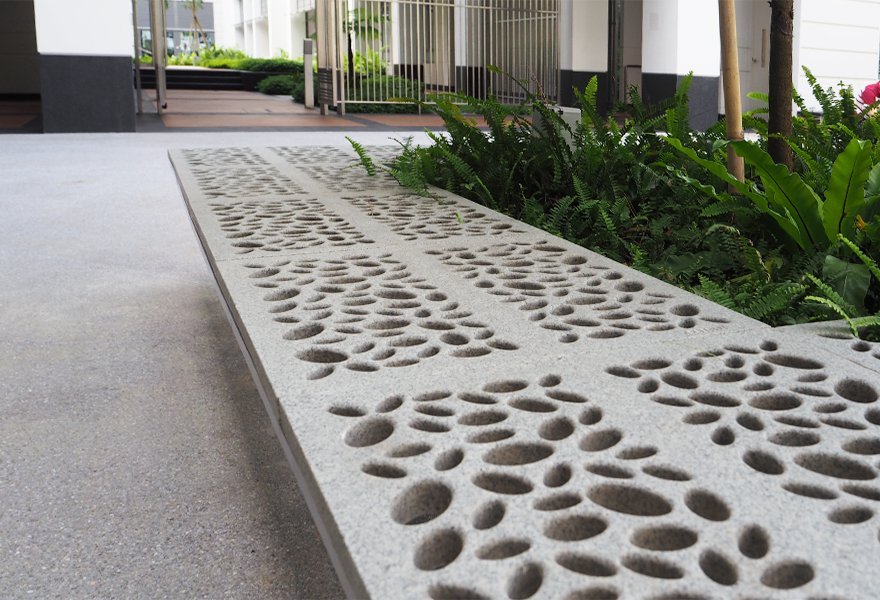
[860,82,880,105]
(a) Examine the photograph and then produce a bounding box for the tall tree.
[768,0,794,170]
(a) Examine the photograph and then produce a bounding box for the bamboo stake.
[718,0,745,183]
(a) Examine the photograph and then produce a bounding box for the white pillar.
[641,0,720,129]
[559,0,609,109]
[32,0,136,132]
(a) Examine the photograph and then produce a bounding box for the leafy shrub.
[236,57,304,73]
[342,76,423,113]
[257,74,297,95]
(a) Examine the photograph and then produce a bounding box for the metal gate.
[317,0,559,113]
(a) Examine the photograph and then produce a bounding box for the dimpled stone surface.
[172,146,880,599]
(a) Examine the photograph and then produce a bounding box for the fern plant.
[807,235,880,338]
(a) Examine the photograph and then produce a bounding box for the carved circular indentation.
[544,514,607,542]
[699,550,738,585]
[711,426,735,446]
[473,472,534,495]
[764,354,824,370]
[690,392,740,408]
[428,585,488,600]
[579,407,603,425]
[616,446,657,460]
[391,481,453,525]
[531,490,581,512]
[472,500,505,530]
[546,389,589,404]
[683,410,721,425]
[459,410,508,426]
[414,529,463,571]
[736,412,764,431]
[475,538,531,561]
[539,417,575,441]
[743,449,785,475]
[544,463,572,487]
[707,370,748,383]
[738,524,769,558]
[296,348,348,363]
[794,452,876,480]
[484,380,529,393]
[842,484,880,501]
[586,463,634,479]
[750,393,802,411]
[435,448,464,471]
[632,359,672,370]
[468,429,515,443]
[509,397,557,413]
[836,379,878,404]
[760,561,815,589]
[769,430,820,447]
[843,437,880,455]
[661,372,699,389]
[362,462,406,478]
[782,481,838,500]
[556,553,617,577]
[622,554,684,579]
[344,417,393,447]
[829,505,874,524]
[642,465,691,481]
[606,366,640,378]
[283,323,324,340]
[484,442,554,466]
[671,304,699,317]
[685,489,730,521]
[329,405,366,417]
[580,429,623,452]
[631,525,698,551]
[587,483,672,516]
[389,442,431,458]
[563,586,619,600]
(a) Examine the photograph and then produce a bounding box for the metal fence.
[318,0,558,112]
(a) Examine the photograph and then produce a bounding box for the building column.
[641,0,720,130]
[559,0,609,112]
[33,0,135,132]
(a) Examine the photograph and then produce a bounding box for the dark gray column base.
[642,73,720,131]
[559,70,610,115]
[40,54,135,133]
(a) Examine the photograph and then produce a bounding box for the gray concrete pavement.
[0,132,429,598]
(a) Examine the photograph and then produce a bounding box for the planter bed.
[170,144,880,599]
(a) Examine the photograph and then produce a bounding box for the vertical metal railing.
[326,0,558,112]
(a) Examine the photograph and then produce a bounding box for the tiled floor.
[140,89,454,132]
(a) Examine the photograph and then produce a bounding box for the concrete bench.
[170,144,880,599]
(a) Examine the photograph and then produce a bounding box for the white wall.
[675,0,719,76]
[795,0,880,111]
[571,0,608,72]
[641,0,677,73]
[213,0,238,48]
[642,0,719,76]
[33,0,132,56]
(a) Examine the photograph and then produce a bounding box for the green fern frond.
[698,275,736,310]
[346,136,376,176]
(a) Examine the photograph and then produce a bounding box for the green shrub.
[342,76,422,113]
[237,57,304,73]
[258,74,297,95]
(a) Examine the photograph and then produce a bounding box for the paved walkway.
[0,131,429,598]
[0,90,477,134]
[140,90,454,132]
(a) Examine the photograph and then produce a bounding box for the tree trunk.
[719,0,745,183]
[768,0,794,170]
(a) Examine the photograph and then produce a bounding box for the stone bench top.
[170,144,880,599]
